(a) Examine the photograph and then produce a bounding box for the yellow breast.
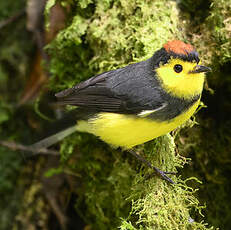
[76,100,200,149]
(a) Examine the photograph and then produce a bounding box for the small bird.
[32,40,210,182]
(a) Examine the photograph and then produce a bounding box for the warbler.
[32,40,210,182]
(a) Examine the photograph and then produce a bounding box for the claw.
[163,171,177,175]
[153,167,175,184]
[125,149,176,184]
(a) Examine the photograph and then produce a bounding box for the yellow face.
[156,58,205,99]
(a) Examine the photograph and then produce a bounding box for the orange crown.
[163,40,195,55]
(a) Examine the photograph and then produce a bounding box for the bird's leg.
[125,149,176,184]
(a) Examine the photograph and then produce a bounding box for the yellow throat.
[156,58,204,99]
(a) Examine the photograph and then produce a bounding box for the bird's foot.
[145,167,176,184]
[125,149,176,184]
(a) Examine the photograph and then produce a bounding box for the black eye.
[174,64,183,73]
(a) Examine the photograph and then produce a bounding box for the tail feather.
[30,109,96,151]
[30,126,77,150]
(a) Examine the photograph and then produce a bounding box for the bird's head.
[153,40,211,99]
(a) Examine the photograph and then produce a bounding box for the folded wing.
[55,62,165,115]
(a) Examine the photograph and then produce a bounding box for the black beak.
[190,65,211,74]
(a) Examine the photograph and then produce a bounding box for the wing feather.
[55,60,166,114]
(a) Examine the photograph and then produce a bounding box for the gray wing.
[55,59,166,114]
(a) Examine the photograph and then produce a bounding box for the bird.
[31,40,211,182]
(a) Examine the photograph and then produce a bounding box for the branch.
[0,140,59,155]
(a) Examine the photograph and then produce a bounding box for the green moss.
[59,134,135,228]
[44,1,219,229]
[47,0,184,92]
[87,0,183,67]
[207,0,231,64]
[176,2,231,228]
[183,0,231,69]
[176,114,231,230]
[119,136,213,230]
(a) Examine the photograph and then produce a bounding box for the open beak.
[190,65,211,74]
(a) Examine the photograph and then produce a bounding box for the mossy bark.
[1,0,231,229]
